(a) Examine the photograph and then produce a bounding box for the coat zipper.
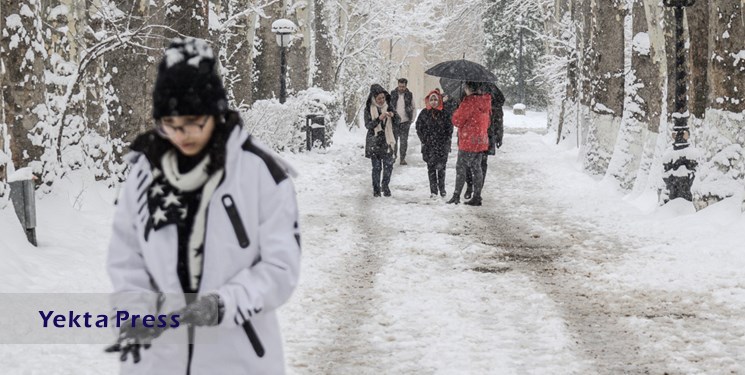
[221,194,250,248]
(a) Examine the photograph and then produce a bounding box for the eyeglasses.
[156,116,210,138]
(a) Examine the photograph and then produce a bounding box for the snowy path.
[280,119,745,374]
[1,111,743,374]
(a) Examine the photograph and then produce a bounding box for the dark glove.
[171,294,223,327]
[104,321,167,364]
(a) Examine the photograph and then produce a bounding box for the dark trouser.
[394,121,412,161]
[454,151,483,199]
[426,162,447,195]
[371,153,394,193]
[465,153,489,192]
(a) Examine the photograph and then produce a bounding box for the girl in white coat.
[105,37,301,375]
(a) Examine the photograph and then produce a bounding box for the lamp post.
[661,0,697,202]
[271,19,296,104]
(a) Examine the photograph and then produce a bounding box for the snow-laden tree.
[483,0,549,107]
[1,0,47,174]
[692,0,745,209]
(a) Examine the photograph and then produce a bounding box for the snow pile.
[503,107,547,130]
[0,209,37,291]
[241,88,342,152]
[692,108,745,210]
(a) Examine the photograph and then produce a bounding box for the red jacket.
[452,93,492,152]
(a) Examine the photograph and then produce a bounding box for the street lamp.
[661,0,697,203]
[271,19,296,104]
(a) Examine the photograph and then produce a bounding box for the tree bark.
[105,0,158,143]
[632,0,662,128]
[708,0,744,113]
[84,0,107,137]
[686,0,708,120]
[164,0,209,40]
[219,0,255,108]
[1,0,46,170]
[252,2,283,101]
[592,0,625,115]
[287,2,309,93]
[0,0,6,186]
[313,0,335,91]
[583,0,625,175]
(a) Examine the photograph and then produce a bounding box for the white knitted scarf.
[370,102,397,151]
[161,150,224,291]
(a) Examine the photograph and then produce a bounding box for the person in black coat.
[389,78,415,165]
[416,89,454,197]
[364,84,399,197]
[464,82,505,199]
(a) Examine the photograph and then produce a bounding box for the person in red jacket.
[447,81,491,206]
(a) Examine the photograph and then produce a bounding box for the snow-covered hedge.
[692,109,745,210]
[241,88,341,153]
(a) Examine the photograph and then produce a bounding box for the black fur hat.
[152,37,228,119]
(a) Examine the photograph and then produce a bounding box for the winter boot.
[383,187,391,197]
[446,195,460,204]
[464,196,482,206]
[464,185,473,200]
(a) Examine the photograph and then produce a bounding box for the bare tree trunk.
[164,0,209,39]
[1,0,46,170]
[253,2,283,101]
[286,3,309,94]
[576,0,594,154]
[105,0,158,143]
[313,0,335,91]
[708,0,744,114]
[219,0,255,109]
[686,0,708,120]
[84,0,107,137]
[583,0,625,175]
[692,0,745,208]
[556,0,579,145]
[0,0,6,189]
[633,0,662,129]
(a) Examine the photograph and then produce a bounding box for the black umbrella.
[425,59,498,83]
[439,77,463,100]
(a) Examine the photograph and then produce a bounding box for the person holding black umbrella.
[364,84,398,197]
[464,82,505,199]
[447,81,491,206]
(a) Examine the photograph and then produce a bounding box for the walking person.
[416,89,453,198]
[105,37,302,374]
[447,81,492,206]
[390,78,415,165]
[464,82,504,199]
[364,84,398,197]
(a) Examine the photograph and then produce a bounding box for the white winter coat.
[107,125,301,375]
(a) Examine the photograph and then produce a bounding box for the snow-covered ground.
[1,110,743,374]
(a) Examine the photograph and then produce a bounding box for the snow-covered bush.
[241,88,341,152]
[692,109,745,210]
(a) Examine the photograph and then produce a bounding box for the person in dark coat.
[447,81,491,206]
[389,78,415,165]
[464,82,505,199]
[364,84,399,197]
[416,89,453,197]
